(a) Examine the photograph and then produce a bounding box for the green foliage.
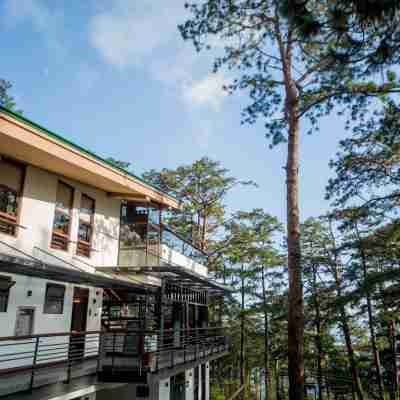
[105,157,132,172]
[143,157,256,252]
[180,1,400,146]
[0,79,22,113]
[283,0,400,70]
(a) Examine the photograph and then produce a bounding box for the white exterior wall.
[0,271,103,370]
[161,245,208,277]
[205,362,210,400]
[0,164,114,371]
[185,368,194,400]
[159,378,170,400]
[0,164,121,270]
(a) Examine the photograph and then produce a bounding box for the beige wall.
[0,164,121,270]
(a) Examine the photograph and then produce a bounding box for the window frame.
[0,288,10,313]
[76,194,95,258]
[0,159,26,237]
[51,181,74,252]
[43,283,66,315]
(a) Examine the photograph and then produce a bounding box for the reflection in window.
[0,159,24,236]
[77,195,95,258]
[51,182,73,251]
[44,283,65,314]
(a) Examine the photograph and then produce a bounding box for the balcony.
[118,205,208,276]
[0,328,229,396]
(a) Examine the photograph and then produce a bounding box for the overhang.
[0,252,156,293]
[96,265,230,296]
[0,107,179,209]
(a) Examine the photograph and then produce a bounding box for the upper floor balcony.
[117,203,208,277]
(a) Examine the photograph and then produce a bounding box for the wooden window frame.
[0,159,26,237]
[76,194,95,258]
[51,181,74,252]
[43,283,65,314]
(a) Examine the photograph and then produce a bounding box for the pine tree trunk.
[389,320,398,400]
[240,265,245,400]
[328,221,364,400]
[286,87,305,400]
[355,225,385,400]
[275,359,281,400]
[261,267,273,400]
[333,265,364,400]
[312,264,324,400]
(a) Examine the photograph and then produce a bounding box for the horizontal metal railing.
[99,327,229,374]
[119,222,208,268]
[0,330,101,391]
[0,327,229,391]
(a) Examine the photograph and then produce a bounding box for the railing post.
[29,337,40,392]
[66,334,72,383]
[111,332,116,375]
[96,333,102,373]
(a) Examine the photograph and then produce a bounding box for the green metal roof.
[0,105,178,204]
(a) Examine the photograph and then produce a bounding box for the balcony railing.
[99,327,228,375]
[118,222,208,269]
[0,328,229,393]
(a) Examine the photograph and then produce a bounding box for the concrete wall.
[159,378,170,400]
[0,271,103,371]
[161,245,208,277]
[185,368,194,400]
[0,164,121,270]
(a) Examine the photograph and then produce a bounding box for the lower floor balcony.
[0,328,229,397]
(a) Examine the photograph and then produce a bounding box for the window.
[77,195,95,258]
[0,275,15,312]
[44,283,65,314]
[51,182,73,251]
[0,159,24,236]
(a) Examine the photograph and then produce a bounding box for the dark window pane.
[44,284,65,314]
[0,289,9,312]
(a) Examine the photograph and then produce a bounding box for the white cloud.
[183,74,227,111]
[88,0,228,111]
[89,1,186,68]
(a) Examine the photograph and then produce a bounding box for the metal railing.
[98,327,229,374]
[0,330,100,391]
[118,222,208,269]
[0,327,229,391]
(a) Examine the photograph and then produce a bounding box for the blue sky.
[1,0,350,223]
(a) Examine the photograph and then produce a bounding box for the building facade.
[0,107,228,400]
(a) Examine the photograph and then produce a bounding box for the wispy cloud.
[89,1,186,68]
[182,73,227,111]
[88,0,228,111]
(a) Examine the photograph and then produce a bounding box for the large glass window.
[0,159,24,236]
[76,195,95,258]
[51,182,73,251]
[43,283,65,314]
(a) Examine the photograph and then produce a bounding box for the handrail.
[0,330,102,342]
[0,327,229,392]
[0,327,224,342]
[160,223,208,256]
